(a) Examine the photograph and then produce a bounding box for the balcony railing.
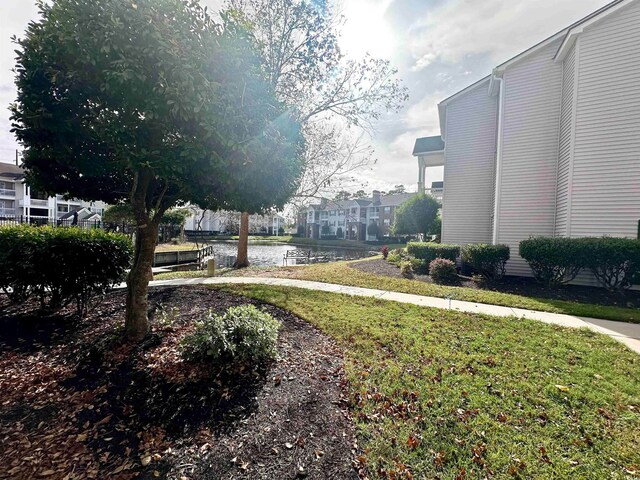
[0,208,16,217]
[0,188,16,197]
[425,187,444,199]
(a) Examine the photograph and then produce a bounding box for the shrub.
[399,261,414,279]
[461,244,510,280]
[387,248,407,265]
[409,258,429,275]
[429,258,458,284]
[520,237,586,286]
[336,227,343,239]
[577,237,640,292]
[381,246,389,259]
[181,305,280,365]
[407,242,460,262]
[321,224,330,235]
[0,225,132,314]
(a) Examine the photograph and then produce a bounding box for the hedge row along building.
[414,0,640,283]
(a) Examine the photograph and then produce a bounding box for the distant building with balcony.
[0,163,107,221]
[299,191,422,241]
[184,208,285,236]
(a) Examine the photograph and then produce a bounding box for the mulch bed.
[0,287,357,480]
[350,258,640,308]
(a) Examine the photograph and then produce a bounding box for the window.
[338,210,344,215]
[57,204,69,213]
[338,220,344,226]
[384,219,390,225]
[384,207,391,213]
[330,210,336,216]
[321,211,328,218]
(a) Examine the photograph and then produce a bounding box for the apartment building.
[0,163,107,221]
[300,191,416,241]
[414,0,640,281]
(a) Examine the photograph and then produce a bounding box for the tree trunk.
[234,212,250,269]
[125,221,158,341]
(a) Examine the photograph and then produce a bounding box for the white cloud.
[409,0,609,70]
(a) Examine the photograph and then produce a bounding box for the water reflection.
[207,240,375,268]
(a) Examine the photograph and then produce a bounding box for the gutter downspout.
[491,74,505,245]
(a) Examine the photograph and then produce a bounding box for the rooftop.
[0,162,25,181]
[413,136,445,155]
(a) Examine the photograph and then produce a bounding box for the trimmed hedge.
[520,237,584,286]
[578,237,640,292]
[461,244,510,280]
[406,242,460,262]
[429,258,458,284]
[0,225,132,314]
[520,236,640,291]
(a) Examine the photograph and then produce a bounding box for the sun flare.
[340,0,394,59]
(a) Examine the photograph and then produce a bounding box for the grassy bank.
[155,242,199,252]
[154,259,640,323]
[218,284,640,479]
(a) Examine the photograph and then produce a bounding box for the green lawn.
[227,261,640,323]
[217,284,640,479]
[155,242,199,252]
[153,259,640,323]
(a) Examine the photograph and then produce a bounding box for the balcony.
[425,187,444,202]
[0,208,16,217]
[19,198,49,207]
[0,188,16,197]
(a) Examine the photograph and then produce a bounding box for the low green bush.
[181,305,280,365]
[461,244,510,280]
[399,261,414,279]
[520,236,640,290]
[577,237,640,292]
[387,248,407,265]
[429,258,458,284]
[520,237,585,286]
[0,225,132,314]
[409,258,429,275]
[407,242,459,262]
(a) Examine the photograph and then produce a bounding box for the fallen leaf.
[555,385,570,392]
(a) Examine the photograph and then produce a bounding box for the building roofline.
[555,0,633,61]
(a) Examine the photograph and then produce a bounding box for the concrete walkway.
[145,276,640,354]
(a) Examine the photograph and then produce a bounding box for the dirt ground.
[0,287,357,480]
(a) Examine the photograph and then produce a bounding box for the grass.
[216,284,640,479]
[155,242,200,252]
[152,258,640,323]
[227,260,640,323]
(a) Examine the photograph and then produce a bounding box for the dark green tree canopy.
[392,194,440,237]
[11,0,304,216]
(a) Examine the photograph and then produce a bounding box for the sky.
[0,0,612,193]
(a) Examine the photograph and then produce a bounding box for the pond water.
[207,240,376,268]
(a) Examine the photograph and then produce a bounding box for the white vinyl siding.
[441,79,498,245]
[495,41,564,276]
[555,44,576,236]
[569,0,640,238]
